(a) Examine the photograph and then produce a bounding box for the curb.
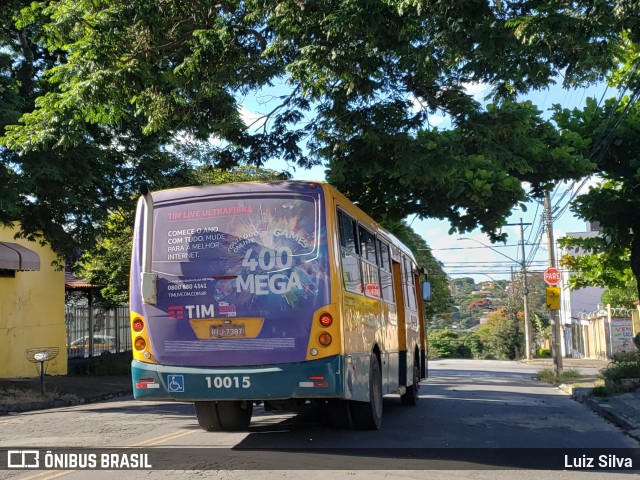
[560,384,640,442]
[584,397,639,434]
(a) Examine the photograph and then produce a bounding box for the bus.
[129,181,430,431]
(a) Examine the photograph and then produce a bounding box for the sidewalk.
[0,374,132,414]
[522,358,640,442]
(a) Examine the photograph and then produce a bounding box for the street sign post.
[543,267,561,285]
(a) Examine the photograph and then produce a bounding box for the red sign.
[544,267,561,285]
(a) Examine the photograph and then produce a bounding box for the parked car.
[68,335,117,357]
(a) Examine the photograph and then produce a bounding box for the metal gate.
[65,304,130,358]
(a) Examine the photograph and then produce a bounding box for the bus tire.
[217,400,253,431]
[349,353,383,430]
[194,401,223,432]
[401,356,420,406]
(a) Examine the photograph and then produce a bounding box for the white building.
[559,224,605,358]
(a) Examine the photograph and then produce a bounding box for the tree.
[555,97,640,299]
[477,308,522,360]
[601,278,639,308]
[1,0,637,259]
[0,1,194,261]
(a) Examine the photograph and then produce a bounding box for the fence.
[568,304,636,359]
[65,304,131,359]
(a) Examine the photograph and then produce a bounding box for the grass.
[536,368,586,385]
[537,352,640,397]
[0,387,78,406]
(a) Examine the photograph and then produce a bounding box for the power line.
[429,244,530,251]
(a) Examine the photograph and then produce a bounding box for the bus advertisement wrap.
[131,187,329,367]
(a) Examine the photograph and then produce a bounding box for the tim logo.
[167,306,184,320]
[167,304,215,319]
[7,450,39,468]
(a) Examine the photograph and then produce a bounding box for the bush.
[427,330,478,359]
[537,348,551,358]
[602,352,640,382]
[590,386,609,397]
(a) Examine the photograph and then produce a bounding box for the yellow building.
[0,225,67,377]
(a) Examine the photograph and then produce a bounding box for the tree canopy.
[1,0,638,264]
[555,96,640,298]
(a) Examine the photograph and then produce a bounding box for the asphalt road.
[0,359,637,480]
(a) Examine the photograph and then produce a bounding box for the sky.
[241,80,611,285]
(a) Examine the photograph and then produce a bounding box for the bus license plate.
[210,325,245,338]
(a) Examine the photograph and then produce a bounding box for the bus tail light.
[319,313,333,327]
[132,317,144,333]
[134,337,146,351]
[318,332,332,347]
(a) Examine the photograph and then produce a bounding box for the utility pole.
[544,192,563,376]
[505,219,533,360]
[511,266,519,361]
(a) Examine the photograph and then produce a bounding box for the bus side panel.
[129,199,144,324]
[392,260,407,387]
[340,292,383,402]
[415,271,428,380]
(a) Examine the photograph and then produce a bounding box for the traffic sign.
[543,267,561,285]
[546,287,561,310]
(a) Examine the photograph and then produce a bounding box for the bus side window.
[378,239,394,303]
[403,256,417,311]
[338,210,363,293]
[358,226,381,298]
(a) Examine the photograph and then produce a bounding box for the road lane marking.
[18,471,71,480]
[127,429,196,447]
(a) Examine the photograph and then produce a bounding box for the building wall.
[0,226,67,377]
[559,229,605,358]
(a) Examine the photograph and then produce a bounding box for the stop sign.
[544,267,561,285]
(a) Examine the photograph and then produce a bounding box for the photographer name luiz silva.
[564,454,633,469]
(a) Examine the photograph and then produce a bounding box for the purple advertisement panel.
[144,187,329,367]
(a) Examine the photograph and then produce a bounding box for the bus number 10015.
[205,376,251,389]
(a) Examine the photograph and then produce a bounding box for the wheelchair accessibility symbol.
[167,375,185,393]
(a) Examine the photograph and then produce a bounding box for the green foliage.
[2,0,635,261]
[538,348,551,358]
[477,309,522,360]
[603,352,640,382]
[536,368,583,385]
[599,352,640,394]
[553,96,640,300]
[601,278,639,308]
[590,385,610,397]
[427,329,479,359]
[559,222,634,290]
[79,208,133,307]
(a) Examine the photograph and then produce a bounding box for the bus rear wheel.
[194,400,253,431]
[194,401,223,431]
[349,353,383,430]
[217,400,253,431]
[401,357,420,406]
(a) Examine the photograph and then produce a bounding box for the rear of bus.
[129,182,341,427]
